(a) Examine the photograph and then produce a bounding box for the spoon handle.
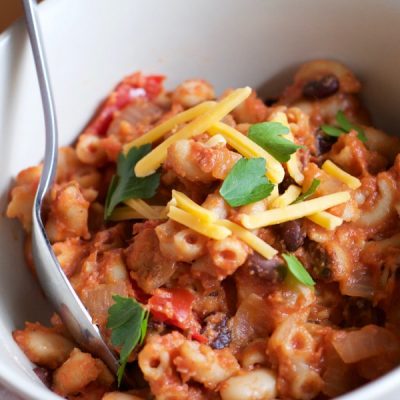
[22,0,119,377]
[22,0,58,199]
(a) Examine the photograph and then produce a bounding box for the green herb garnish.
[320,125,343,137]
[321,110,367,142]
[282,253,315,287]
[104,144,160,219]
[107,295,149,386]
[248,121,302,162]
[336,110,367,142]
[219,158,274,207]
[292,179,320,204]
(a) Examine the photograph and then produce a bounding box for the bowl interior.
[1,0,400,399]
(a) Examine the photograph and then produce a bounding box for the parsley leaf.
[320,111,366,143]
[107,295,149,386]
[219,158,274,207]
[336,110,367,142]
[248,121,302,162]
[321,125,343,137]
[282,253,315,287]
[293,179,320,204]
[104,145,160,219]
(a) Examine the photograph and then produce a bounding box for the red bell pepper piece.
[148,288,206,342]
[85,72,165,136]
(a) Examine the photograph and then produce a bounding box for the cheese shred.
[169,191,277,258]
[168,206,232,240]
[307,211,344,230]
[172,190,216,223]
[123,101,216,152]
[208,122,285,183]
[218,219,278,259]
[271,185,302,208]
[239,191,350,229]
[134,87,252,177]
[322,160,361,190]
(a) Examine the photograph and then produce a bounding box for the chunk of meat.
[125,226,177,293]
[83,72,165,137]
[106,99,164,142]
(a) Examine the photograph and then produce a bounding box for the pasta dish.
[6,60,400,400]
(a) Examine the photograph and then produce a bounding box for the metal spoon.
[22,0,119,375]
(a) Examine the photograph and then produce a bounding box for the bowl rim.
[0,363,60,400]
[1,1,400,400]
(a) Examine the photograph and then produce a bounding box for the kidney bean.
[279,220,305,252]
[303,74,339,99]
[246,253,284,282]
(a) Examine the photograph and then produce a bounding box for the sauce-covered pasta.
[7,61,400,399]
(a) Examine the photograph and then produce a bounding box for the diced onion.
[331,325,400,364]
[81,282,128,325]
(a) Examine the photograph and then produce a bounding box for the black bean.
[306,241,332,281]
[246,253,284,281]
[303,74,340,99]
[279,220,305,252]
[279,175,296,194]
[315,129,337,155]
[264,97,278,106]
[211,317,231,350]
[33,367,52,388]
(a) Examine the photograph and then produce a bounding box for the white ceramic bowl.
[1,0,400,399]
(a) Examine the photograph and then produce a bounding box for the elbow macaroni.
[8,61,400,400]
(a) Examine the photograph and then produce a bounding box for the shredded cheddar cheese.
[123,101,216,152]
[134,87,252,177]
[307,211,344,230]
[168,206,232,240]
[267,185,280,207]
[124,199,162,219]
[239,191,350,229]
[322,160,361,190]
[169,191,277,257]
[271,185,302,208]
[208,122,285,184]
[172,190,216,223]
[218,219,278,259]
